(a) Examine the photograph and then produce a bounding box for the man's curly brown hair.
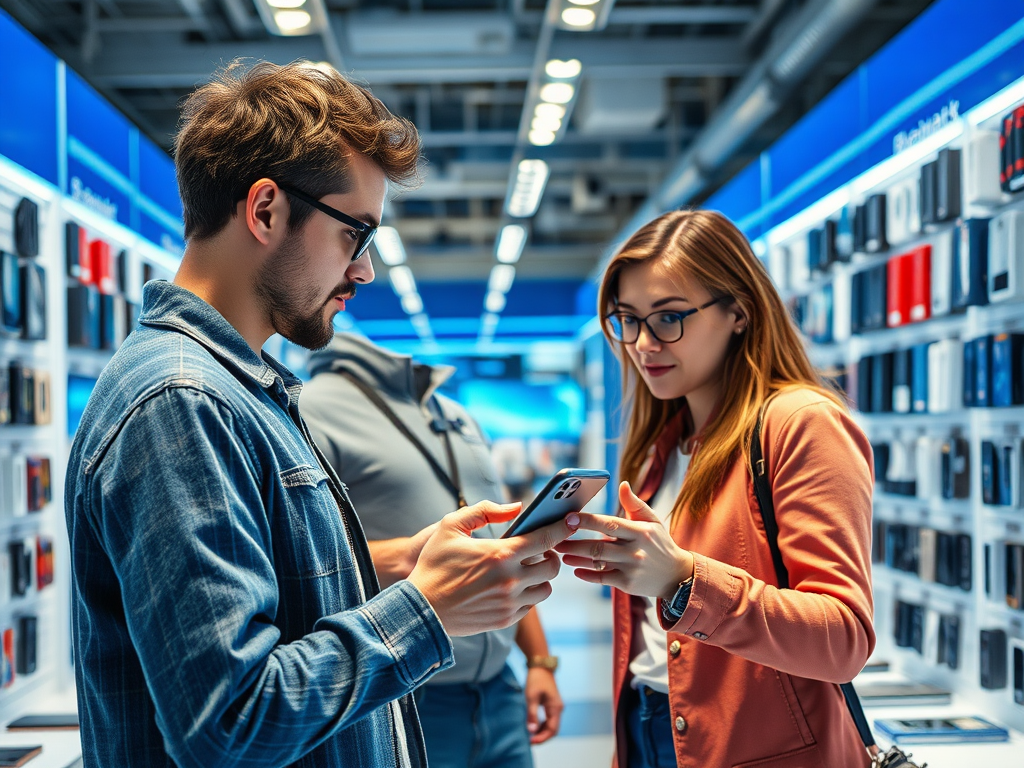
[174,59,421,241]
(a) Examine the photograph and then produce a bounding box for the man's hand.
[407,501,579,637]
[555,482,693,599]
[367,522,439,589]
[525,668,563,744]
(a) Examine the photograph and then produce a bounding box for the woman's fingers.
[568,512,639,540]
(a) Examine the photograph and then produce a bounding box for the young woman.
[557,210,875,768]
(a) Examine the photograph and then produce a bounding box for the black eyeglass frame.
[278,183,377,260]
[604,296,732,344]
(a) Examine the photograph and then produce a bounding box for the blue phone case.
[501,468,610,538]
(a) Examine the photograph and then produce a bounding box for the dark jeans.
[625,685,677,768]
[414,664,534,768]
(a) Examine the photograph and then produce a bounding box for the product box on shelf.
[865,193,888,253]
[952,218,990,310]
[15,616,35,676]
[991,332,1024,406]
[0,252,21,335]
[887,253,913,328]
[988,209,1024,303]
[927,338,963,413]
[67,283,101,349]
[893,348,913,413]
[90,239,116,296]
[19,262,46,341]
[966,130,1004,207]
[940,436,969,500]
[931,230,953,317]
[911,342,929,412]
[13,198,38,259]
[887,175,921,246]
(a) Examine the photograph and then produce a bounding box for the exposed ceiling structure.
[2,0,932,346]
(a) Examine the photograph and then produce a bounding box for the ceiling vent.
[574,77,666,135]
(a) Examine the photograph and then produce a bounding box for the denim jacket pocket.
[276,464,350,580]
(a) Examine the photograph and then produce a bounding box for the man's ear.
[245,179,286,246]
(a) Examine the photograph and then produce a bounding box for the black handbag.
[750,413,926,768]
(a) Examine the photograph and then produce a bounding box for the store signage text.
[892,99,959,155]
[70,176,119,220]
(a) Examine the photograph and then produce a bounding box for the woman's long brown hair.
[598,209,845,521]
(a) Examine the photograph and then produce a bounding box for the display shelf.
[878,565,974,604]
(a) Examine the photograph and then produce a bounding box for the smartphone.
[501,468,610,538]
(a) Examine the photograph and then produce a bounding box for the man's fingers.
[446,500,522,534]
[569,512,637,540]
[516,550,561,589]
[517,581,554,609]
[506,513,580,559]
[619,481,660,523]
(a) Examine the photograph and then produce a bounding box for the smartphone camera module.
[554,479,582,500]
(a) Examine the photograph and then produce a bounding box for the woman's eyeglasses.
[604,296,730,344]
[278,184,377,261]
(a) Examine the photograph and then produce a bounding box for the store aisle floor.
[521,568,616,768]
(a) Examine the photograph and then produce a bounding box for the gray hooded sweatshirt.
[302,333,517,684]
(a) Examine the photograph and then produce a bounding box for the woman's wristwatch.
[660,575,695,624]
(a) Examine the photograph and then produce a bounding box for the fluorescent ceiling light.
[569,0,601,5]
[545,59,582,79]
[539,82,575,104]
[506,159,550,218]
[480,313,500,336]
[274,10,312,31]
[496,224,527,263]
[485,291,507,313]
[535,103,566,119]
[562,8,596,27]
[529,129,556,146]
[532,114,562,132]
[388,265,417,296]
[374,226,407,266]
[488,264,516,294]
[267,0,306,7]
[410,313,433,339]
[401,292,424,315]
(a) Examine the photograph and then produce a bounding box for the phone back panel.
[502,469,609,538]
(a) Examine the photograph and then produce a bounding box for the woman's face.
[613,259,746,402]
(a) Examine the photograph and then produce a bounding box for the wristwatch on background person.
[661,575,694,624]
[527,655,559,672]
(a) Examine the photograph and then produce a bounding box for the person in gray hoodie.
[302,332,563,768]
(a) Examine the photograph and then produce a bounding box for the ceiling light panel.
[556,0,613,32]
[488,264,516,294]
[255,0,322,36]
[374,226,407,266]
[506,159,550,218]
[400,292,424,315]
[484,291,507,314]
[388,265,417,296]
[496,224,528,264]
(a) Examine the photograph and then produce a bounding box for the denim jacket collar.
[139,281,302,404]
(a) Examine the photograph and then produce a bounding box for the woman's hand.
[555,481,694,599]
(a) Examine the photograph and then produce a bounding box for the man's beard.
[253,233,355,351]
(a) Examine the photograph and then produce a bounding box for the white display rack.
[0,148,178,728]
[761,77,1024,734]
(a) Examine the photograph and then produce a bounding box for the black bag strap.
[750,410,877,752]
[340,371,467,508]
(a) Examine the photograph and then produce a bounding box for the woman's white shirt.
[628,446,690,693]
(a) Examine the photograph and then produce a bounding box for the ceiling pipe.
[595,0,880,276]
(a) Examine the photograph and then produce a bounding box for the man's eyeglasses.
[278,184,377,261]
[604,296,731,344]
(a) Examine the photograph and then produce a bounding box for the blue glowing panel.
[139,138,182,219]
[458,379,585,440]
[422,282,488,318]
[504,280,583,318]
[703,158,763,224]
[0,11,58,185]
[68,373,98,437]
[341,281,405,320]
[66,69,131,178]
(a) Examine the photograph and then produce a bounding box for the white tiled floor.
[523,569,616,768]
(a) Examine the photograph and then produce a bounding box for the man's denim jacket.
[65,281,454,768]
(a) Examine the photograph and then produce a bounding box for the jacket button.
[669,640,681,656]
[692,632,708,641]
[675,715,687,733]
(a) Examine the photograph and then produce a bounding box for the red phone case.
[887,252,913,327]
[909,244,932,323]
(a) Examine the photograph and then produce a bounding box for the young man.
[302,333,564,768]
[64,61,576,768]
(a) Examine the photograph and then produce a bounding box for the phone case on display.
[807,228,824,273]
[8,364,33,425]
[25,458,41,513]
[952,218,989,310]
[872,520,887,563]
[911,342,929,412]
[930,230,953,317]
[936,531,957,587]
[922,607,941,664]
[920,160,938,225]
[32,370,50,426]
[1007,544,1024,610]
[9,540,30,598]
[908,244,931,322]
[935,148,962,222]
[0,253,21,336]
[991,332,1024,407]
[981,440,999,505]
[66,221,84,279]
[13,198,38,259]
[988,209,1024,303]
[788,236,810,287]
[915,435,940,499]
[885,438,916,496]
[963,337,976,407]
[1002,114,1014,191]
[998,443,1016,506]
[90,239,115,295]
[973,335,992,407]
[831,270,851,342]
[18,262,45,342]
[0,455,26,519]
[126,300,141,333]
[927,338,962,413]
[807,286,832,344]
[910,604,925,654]
[985,543,992,596]
[822,220,838,267]
[115,249,127,295]
[850,270,864,334]
[35,537,53,590]
[918,528,937,582]
[99,294,117,351]
[893,349,913,413]
[16,616,35,676]
[873,444,890,485]
[884,522,906,570]
[768,245,789,292]
[836,208,854,261]
[865,193,887,253]
[67,284,101,349]
[865,264,888,330]
[1,629,12,688]
[886,253,912,327]
[856,355,872,412]
[940,437,969,500]
[0,371,8,426]
[957,533,973,593]
[938,614,960,669]
[965,130,1004,206]
[871,351,894,414]
[852,203,867,253]
[1013,107,1024,190]
[894,600,913,647]
[886,175,921,246]
[1014,643,1024,705]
